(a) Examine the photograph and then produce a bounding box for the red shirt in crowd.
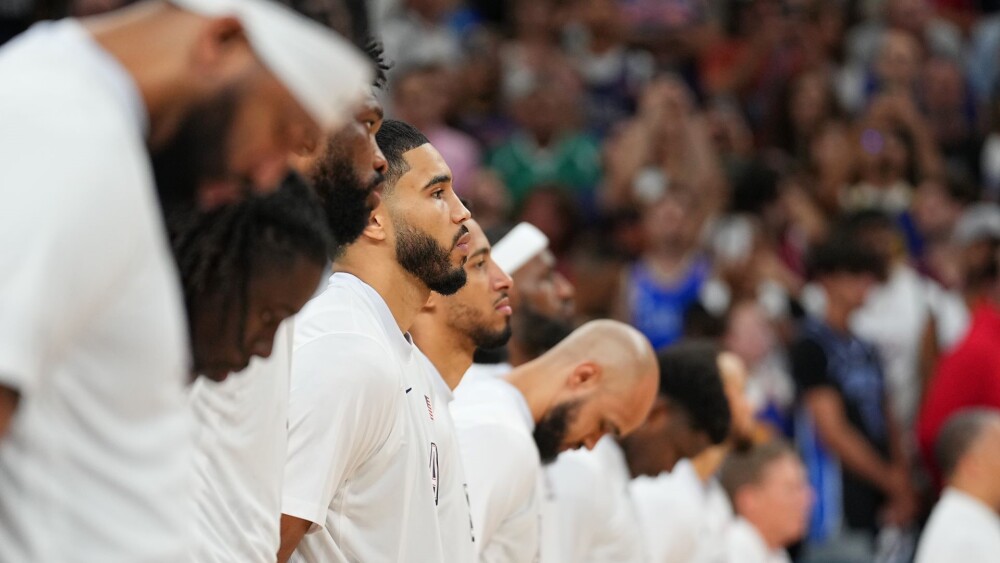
[917,300,1000,481]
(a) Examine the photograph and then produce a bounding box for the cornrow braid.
[169,173,333,357]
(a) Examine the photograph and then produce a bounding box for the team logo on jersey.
[430,442,439,506]
[425,395,434,421]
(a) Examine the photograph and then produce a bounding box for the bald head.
[550,319,659,390]
[936,409,1000,480]
[513,319,659,463]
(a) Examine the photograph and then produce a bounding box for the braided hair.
[169,172,332,365]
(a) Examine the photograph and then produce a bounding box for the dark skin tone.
[192,256,324,382]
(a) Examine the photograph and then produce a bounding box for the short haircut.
[935,408,1000,479]
[658,340,731,445]
[806,234,887,280]
[374,119,430,189]
[719,440,798,502]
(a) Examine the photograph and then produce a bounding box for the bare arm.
[804,388,897,495]
[0,385,17,439]
[277,514,312,563]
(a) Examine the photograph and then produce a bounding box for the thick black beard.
[151,87,240,216]
[533,399,581,464]
[515,306,575,360]
[314,157,383,253]
[395,221,468,295]
[468,319,513,350]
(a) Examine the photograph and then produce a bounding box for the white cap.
[171,0,372,132]
[491,222,549,275]
[953,203,1000,246]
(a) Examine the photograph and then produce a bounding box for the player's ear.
[364,202,388,242]
[421,292,439,313]
[567,362,602,390]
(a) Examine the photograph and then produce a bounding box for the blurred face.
[394,69,450,127]
[739,455,814,549]
[192,255,323,381]
[724,302,775,368]
[386,144,472,295]
[644,191,700,250]
[824,272,878,312]
[923,59,965,113]
[620,399,712,476]
[912,179,962,237]
[309,93,388,248]
[858,125,908,181]
[790,72,830,134]
[719,352,755,449]
[876,31,921,89]
[443,220,514,349]
[535,367,657,463]
[512,250,575,323]
[153,64,321,212]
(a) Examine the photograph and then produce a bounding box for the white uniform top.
[631,459,707,563]
[459,362,513,388]
[282,273,445,563]
[688,478,735,563]
[452,376,541,563]
[915,488,1000,563]
[0,21,193,563]
[725,517,791,563]
[545,436,646,563]
[190,321,294,562]
[413,351,476,562]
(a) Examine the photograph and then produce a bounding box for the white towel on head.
[172,0,372,132]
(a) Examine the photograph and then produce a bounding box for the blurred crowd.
[359,0,1000,560]
[4,0,1000,561]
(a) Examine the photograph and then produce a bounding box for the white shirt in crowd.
[0,20,194,562]
[282,273,445,563]
[413,351,476,562]
[726,517,792,563]
[915,488,1000,563]
[545,436,645,563]
[190,322,294,562]
[452,376,542,563]
[631,459,707,563]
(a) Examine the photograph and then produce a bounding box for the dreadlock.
[169,173,332,358]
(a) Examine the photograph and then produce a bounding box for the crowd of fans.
[3,0,1000,561]
[368,0,1000,560]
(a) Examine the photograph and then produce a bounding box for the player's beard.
[151,86,242,217]
[313,155,384,253]
[394,220,468,296]
[446,298,513,350]
[514,305,574,359]
[533,398,583,464]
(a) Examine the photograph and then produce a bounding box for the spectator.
[380,0,461,71]
[915,409,1000,562]
[916,223,1000,481]
[719,441,814,563]
[791,236,917,559]
[613,188,711,351]
[392,63,481,194]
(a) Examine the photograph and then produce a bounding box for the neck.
[83,2,198,149]
[824,299,853,333]
[755,522,785,552]
[413,322,475,390]
[505,354,565,423]
[507,337,533,368]
[951,474,1000,513]
[692,444,730,482]
[335,245,431,333]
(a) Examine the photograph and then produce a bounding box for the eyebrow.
[422,174,452,191]
[469,247,489,260]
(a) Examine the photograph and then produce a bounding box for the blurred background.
[6,0,1000,560]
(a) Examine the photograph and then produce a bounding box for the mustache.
[493,292,510,306]
[452,224,470,248]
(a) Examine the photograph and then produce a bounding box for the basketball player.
[0,2,369,560]
[278,120,473,562]
[451,319,659,562]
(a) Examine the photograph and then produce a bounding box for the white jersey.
[915,488,1000,563]
[691,478,734,563]
[413,353,476,562]
[545,436,645,563]
[0,20,193,562]
[452,377,541,563]
[725,517,791,563]
[631,459,707,563]
[190,321,294,562]
[282,273,445,563]
[459,362,513,389]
